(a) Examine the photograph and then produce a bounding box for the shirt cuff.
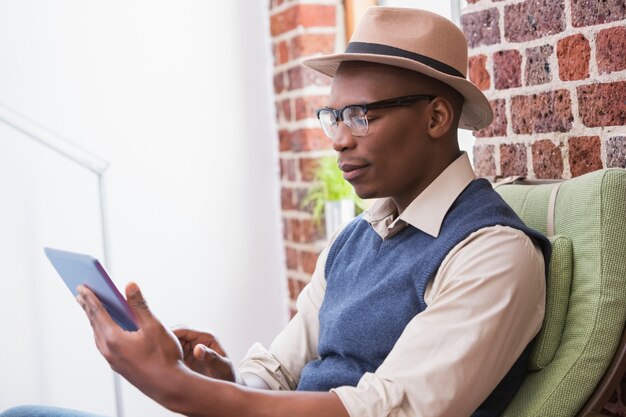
[331,372,404,417]
[237,342,297,391]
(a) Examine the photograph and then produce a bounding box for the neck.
[392,148,463,215]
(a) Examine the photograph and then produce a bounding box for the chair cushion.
[528,235,572,371]
[495,169,626,417]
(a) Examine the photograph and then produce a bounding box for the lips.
[339,162,370,181]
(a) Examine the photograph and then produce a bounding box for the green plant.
[302,155,365,225]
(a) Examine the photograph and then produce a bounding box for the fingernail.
[127,282,140,296]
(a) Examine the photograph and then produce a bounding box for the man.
[2,7,549,417]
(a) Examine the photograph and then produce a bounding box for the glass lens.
[317,109,338,139]
[343,106,368,136]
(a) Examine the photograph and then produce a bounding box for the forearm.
[162,365,349,417]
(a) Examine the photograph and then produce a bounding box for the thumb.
[194,344,220,362]
[125,282,152,324]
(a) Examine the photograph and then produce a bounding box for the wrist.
[151,361,192,413]
[160,362,244,417]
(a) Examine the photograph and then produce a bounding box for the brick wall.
[461,0,626,414]
[462,0,626,180]
[269,0,341,316]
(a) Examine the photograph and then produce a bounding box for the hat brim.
[302,53,493,131]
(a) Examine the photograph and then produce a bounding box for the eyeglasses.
[315,94,436,139]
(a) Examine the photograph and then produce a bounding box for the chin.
[353,186,378,200]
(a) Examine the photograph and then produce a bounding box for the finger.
[76,285,119,341]
[125,282,153,325]
[172,327,205,344]
[193,344,226,363]
[192,344,235,381]
[193,344,206,360]
[172,327,190,339]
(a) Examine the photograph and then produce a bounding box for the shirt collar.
[363,152,475,239]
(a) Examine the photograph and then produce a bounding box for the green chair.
[493,168,626,417]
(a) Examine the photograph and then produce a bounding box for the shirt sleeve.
[331,225,546,417]
[237,237,330,390]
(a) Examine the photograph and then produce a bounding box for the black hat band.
[345,42,465,79]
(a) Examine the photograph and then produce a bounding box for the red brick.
[301,250,321,275]
[276,40,289,65]
[285,248,298,270]
[596,27,626,74]
[525,44,553,86]
[461,8,501,48]
[295,187,315,213]
[270,4,336,37]
[287,278,296,300]
[298,5,336,28]
[272,43,278,64]
[571,0,626,27]
[281,187,297,210]
[274,72,286,94]
[468,55,490,91]
[287,65,332,90]
[290,218,322,243]
[474,99,507,138]
[280,158,297,181]
[284,218,296,242]
[511,91,573,134]
[295,96,327,121]
[532,140,563,179]
[606,136,626,168]
[300,157,320,181]
[278,129,291,152]
[568,136,602,177]
[557,34,590,81]
[282,217,291,241]
[500,143,528,177]
[577,82,626,128]
[494,50,522,90]
[278,98,292,122]
[290,128,331,152]
[504,0,565,42]
[473,144,496,177]
[287,278,307,301]
[291,34,336,59]
[287,278,308,301]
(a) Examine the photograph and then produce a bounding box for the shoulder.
[432,225,546,299]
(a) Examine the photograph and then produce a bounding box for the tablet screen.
[44,247,139,331]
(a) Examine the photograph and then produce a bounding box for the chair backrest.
[495,168,626,417]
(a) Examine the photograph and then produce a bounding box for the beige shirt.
[239,153,546,417]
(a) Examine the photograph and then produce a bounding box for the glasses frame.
[315,94,436,139]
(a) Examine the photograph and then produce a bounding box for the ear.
[426,97,455,139]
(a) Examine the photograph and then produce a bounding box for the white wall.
[0,1,287,415]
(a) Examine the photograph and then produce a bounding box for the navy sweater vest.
[296,179,551,417]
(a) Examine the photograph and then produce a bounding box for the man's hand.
[76,282,185,401]
[76,282,349,417]
[173,327,237,382]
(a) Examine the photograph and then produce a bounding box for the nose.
[331,123,357,152]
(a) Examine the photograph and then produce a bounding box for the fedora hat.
[302,7,493,131]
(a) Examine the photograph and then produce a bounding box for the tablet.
[44,247,139,331]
